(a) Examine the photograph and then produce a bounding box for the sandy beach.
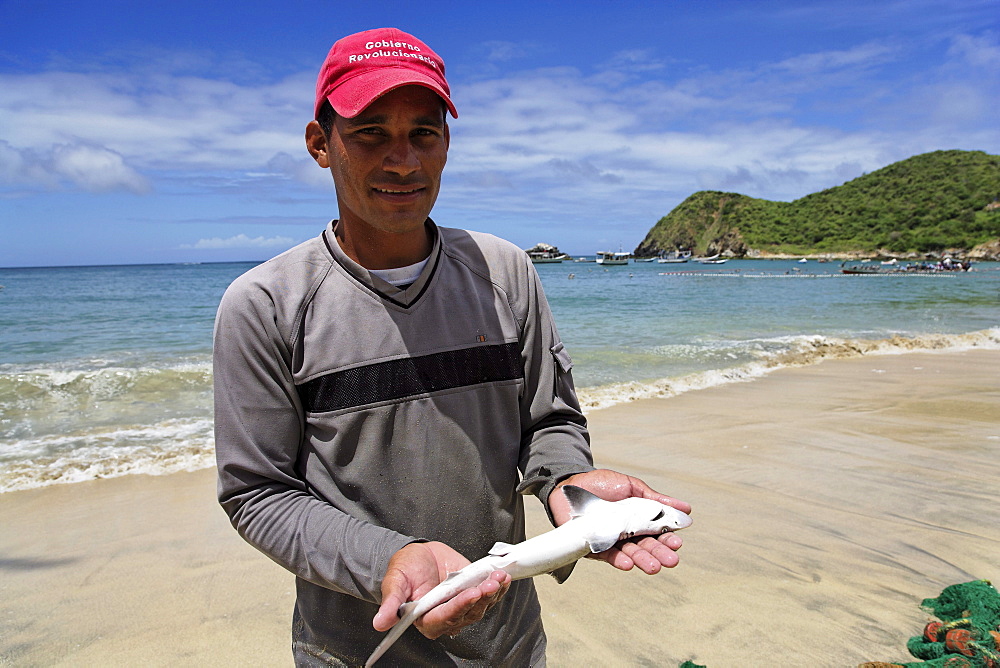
[2,349,998,667]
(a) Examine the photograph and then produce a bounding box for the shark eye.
[652,510,665,521]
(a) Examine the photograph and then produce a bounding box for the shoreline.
[3,327,998,494]
[2,348,999,665]
[577,326,1000,411]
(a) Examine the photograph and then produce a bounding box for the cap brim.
[325,68,458,119]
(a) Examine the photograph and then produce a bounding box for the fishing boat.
[595,251,630,265]
[524,242,569,263]
[657,250,692,264]
[527,250,568,263]
[840,263,882,274]
[840,259,972,274]
[698,254,728,265]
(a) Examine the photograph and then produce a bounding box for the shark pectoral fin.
[549,561,577,584]
[487,542,516,556]
[586,530,622,554]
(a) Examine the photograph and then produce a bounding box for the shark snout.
[657,506,693,531]
[671,512,693,531]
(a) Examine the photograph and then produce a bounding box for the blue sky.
[1,0,998,267]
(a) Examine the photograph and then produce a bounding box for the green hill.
[634,150,1000,258]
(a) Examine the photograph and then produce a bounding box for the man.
[214,27,690,666]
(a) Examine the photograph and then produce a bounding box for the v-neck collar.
[322,219,442,309]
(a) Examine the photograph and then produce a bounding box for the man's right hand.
[373,541,511,639]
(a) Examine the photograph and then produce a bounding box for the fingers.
[590,533,684,574]
[628,476,693,516]
[624,535,681,573]
[372,591,406,632]
[660,496,693,516]
[450,571,510,634]
[415,571,511,640]
[373,559,414,632]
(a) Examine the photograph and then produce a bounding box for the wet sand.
[2,349,998,666]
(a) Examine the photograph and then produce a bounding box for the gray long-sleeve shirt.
[214,221,594,665]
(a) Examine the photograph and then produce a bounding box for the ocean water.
[1,258,998,492]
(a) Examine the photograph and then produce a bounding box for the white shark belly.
[364,486,692,667]
[364,529,589,668]
[491,524,591,578]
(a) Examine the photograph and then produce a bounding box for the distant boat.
[841,259,972,274]
[524,243,569,263]
[573,257,595,263]
[657,250,692,264]
[527,250,569,263]
[596,251,630,265]
[840,264,882,274]
[634,257,655,262]
[798,258,808,263]
[697,254,727,265]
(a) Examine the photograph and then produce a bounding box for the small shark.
[364,485,692,667]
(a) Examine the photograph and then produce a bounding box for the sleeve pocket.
[550,341,574,373]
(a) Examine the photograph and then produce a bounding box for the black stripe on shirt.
[298,342,523,413]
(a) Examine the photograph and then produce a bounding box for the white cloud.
[0,67,312,187]
[482,40,525,63]
[2,28,997,249]
[182,234,295,250]
[0,140,57,188]
[442,48,917,221]
[770,42,898,75]
[0,139,149,193]
[948,32,1000,68]
[52,143,150,193]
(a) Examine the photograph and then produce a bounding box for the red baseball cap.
[314,27,458,120]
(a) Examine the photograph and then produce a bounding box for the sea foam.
[2,329,998,493]
[575,327,1000,412]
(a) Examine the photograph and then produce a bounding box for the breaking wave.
[2,328,998,492]
[0,418,215,492]
[0,359,214,493]
[575,327,1000,412]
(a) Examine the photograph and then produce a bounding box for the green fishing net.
[860,580,1000,668]
[678,581,999,668]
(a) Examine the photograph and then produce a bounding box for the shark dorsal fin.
[561,485,606,519]
[563,486,631,553]
[440,570,464,584]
